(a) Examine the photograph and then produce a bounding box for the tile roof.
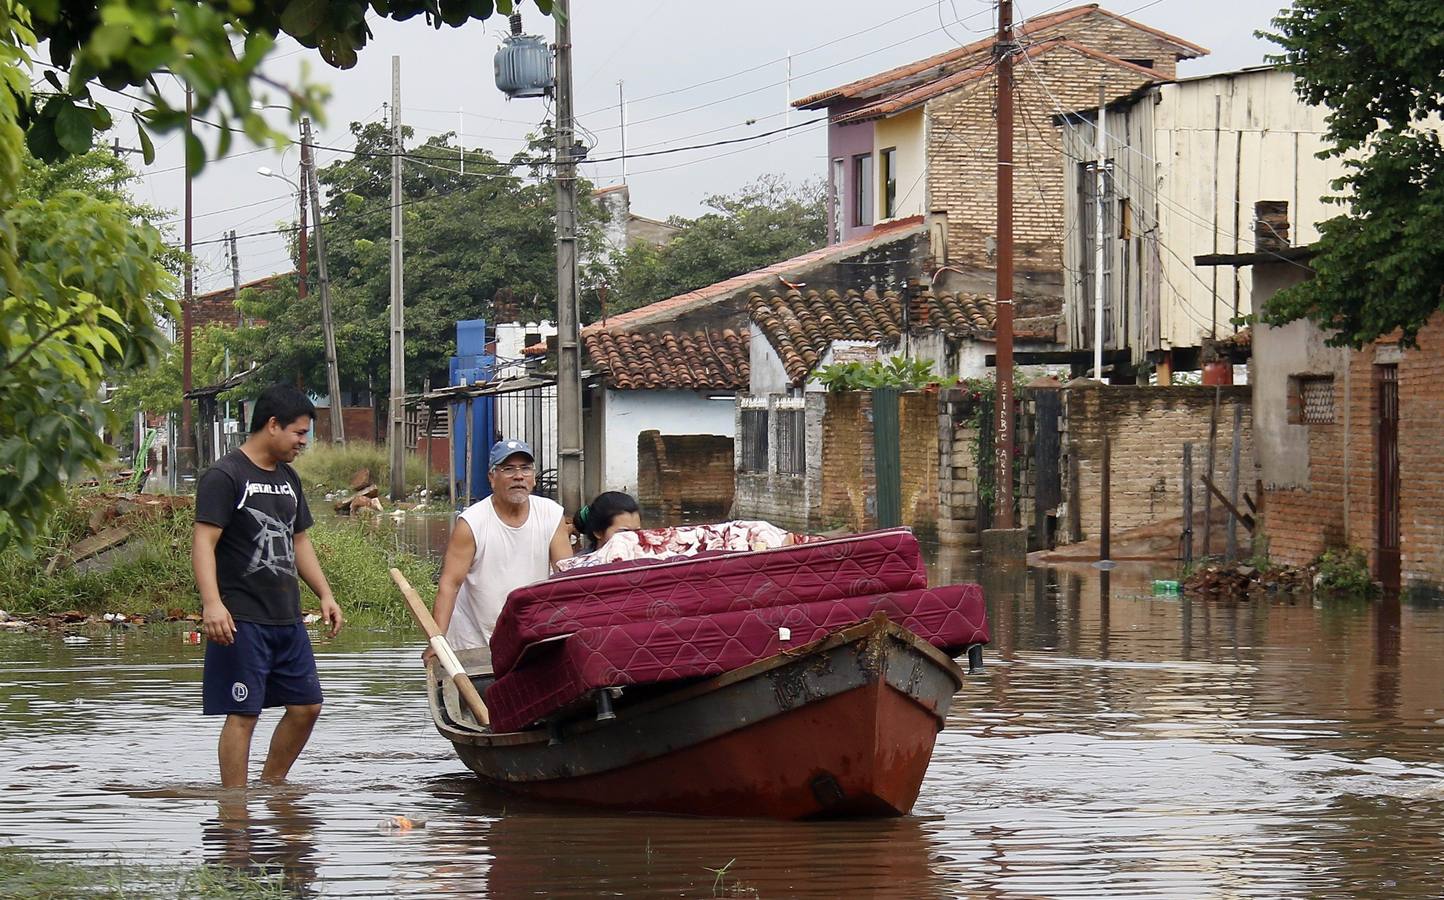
[582,216,925,334]
[584,327,749,390]
[794,4,1207,111]
[835,40,1165,125]
[749,288,996,385]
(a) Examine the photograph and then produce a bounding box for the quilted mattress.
[490,527,927,675]
[484,583,988,734]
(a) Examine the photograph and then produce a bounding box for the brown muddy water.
[4,518,1444,897]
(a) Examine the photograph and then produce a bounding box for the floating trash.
[183,631,203,644]
[302,614,321,625]
[378,815,425,832]
[1152,580,1181,596]
[61,635,90,644]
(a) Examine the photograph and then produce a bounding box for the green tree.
[1261,2,1444,347]
[1,0,531,552]
[594,174,826,319]
[232,123,606,402]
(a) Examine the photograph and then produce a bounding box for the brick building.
[795,3,1206,289]
[1209,244,1444,594]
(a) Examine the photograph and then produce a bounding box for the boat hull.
[429,616,969,819]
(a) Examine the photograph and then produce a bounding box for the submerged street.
[4,547,1443,897]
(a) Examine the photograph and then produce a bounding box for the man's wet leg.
[219,713,260,788]
[259,703,321,784]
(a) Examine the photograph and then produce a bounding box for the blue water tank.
[495,34,553,99]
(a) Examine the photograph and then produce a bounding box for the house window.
[880,147,897,219]
[1078,159,1115,347]
[739,403,769,472]
[775,399,806,476]
[830,158,844,242]
[1290,375,1335,424]
[853,153,874,227]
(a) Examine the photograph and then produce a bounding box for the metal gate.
[872,388,901,528]
[1032,388,1063,549]
[1375,365,1400,591]
[494,384,559,501]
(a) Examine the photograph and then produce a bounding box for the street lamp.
[256,166,309,299]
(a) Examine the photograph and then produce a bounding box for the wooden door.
[1375,364,1400,591]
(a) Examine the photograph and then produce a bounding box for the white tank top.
[445,495,564,650]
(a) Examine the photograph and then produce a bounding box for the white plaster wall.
[495,321,556,378]
[602,388,738,493]
[749,337,793,396]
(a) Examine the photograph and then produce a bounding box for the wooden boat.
[426,614,981,820]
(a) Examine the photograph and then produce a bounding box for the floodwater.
[4,523,1444,897]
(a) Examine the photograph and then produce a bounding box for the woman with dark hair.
[573,491,641,551]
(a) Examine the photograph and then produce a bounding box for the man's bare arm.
[294,530,342,637]
[549,518,573,569]
[192,523,235,645]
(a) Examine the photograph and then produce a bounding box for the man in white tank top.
[429,439,571,653]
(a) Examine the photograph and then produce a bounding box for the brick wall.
[1263,314,1444,590]
[816,390,941,535]
[313,407,379,444]
[636,430,735,524]
[1062,383,1255,541]
[925,42,1163,275]
[819,391,873,531]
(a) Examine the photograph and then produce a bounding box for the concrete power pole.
[554,0,584,516]
[297,122,310,299]
[302,118,345,445]
[992,0,1017,534]
[179,83,196,481]
[388,56,407,501]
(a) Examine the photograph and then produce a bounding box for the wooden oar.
[389,568,490,727]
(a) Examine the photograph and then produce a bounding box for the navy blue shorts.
[203,621,323,716]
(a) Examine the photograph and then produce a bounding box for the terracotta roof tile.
[583,216,925,334]
[750,288,996,385]
[834,40,1165,125]
[794,4,1206,110]
[583,327,749,390]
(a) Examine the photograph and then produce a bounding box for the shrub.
[1314,547,1378,597]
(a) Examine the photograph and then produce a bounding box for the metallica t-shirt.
[195,449,314,625]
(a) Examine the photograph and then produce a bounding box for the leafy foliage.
[1261,1,1444,346]
[231,124,607,397]
[19,0,537,172]
[813,355,957,391]
[1,0,527,554]
[595,175,825,319]
[1314,547,1378,597]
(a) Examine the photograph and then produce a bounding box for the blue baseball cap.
[489,439,535,470]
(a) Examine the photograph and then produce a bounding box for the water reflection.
[4,543,1444,895]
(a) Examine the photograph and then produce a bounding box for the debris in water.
[61,635,90,644]
[378,815,425,832]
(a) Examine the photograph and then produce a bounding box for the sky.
[111,0,1292,295]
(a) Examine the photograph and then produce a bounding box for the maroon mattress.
[490,527,926,675]
[484,584,988,734]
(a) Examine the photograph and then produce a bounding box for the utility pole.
[554,0,584,516]
[226,230,240,435]
[1093,78,1107,382]
[618,80,627,183]
[303,118,345,445]
[785,50,793,126]
[388,55,407,501]
[179,82,196,481]
[992,0,1017,533]
[297,121,310,298]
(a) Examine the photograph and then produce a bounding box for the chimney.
[1254,200,1290,253]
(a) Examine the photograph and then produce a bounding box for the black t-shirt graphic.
[195,449,314,625]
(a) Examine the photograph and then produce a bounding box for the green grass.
[290,440,433,496]
[0,846,287,899]
[0,490,436,629]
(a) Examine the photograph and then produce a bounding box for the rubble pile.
[1183,561,1312,599]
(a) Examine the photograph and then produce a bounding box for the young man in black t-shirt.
[192,384,343,788]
